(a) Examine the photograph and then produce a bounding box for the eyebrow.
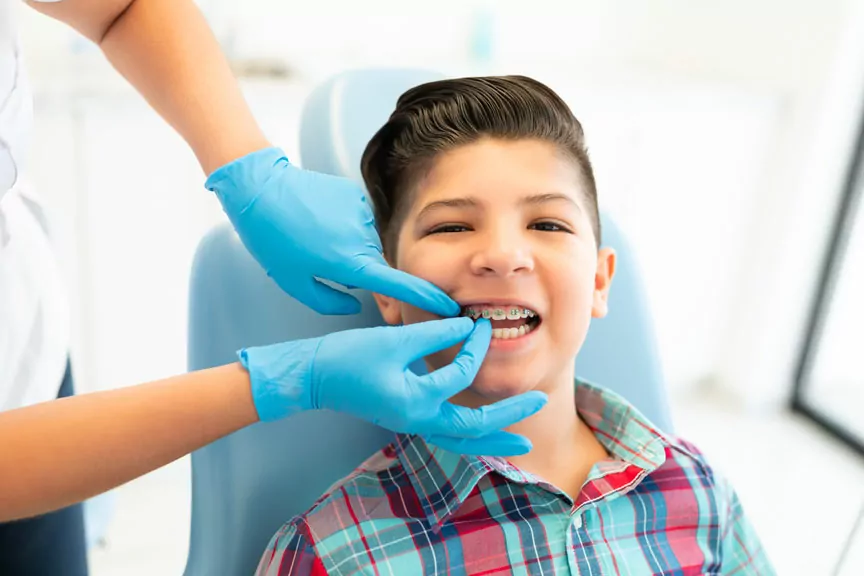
[416,192,581,220]
[415,197,479,220]
[521,192,582,212]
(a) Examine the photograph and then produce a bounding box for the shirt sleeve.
[716,475,776,575]
[255,518,328,576]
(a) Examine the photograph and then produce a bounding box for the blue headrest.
[295,69,671,431]
[185,68,672,576]
[300,68,445,180]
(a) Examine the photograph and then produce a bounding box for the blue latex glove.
[207,147,459,317]
[239,318,548,456]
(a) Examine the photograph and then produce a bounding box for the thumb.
[419,319,492,400]
[395,317,476,364]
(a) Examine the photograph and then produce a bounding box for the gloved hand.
[207,147,459,317]
[239,318,548,456]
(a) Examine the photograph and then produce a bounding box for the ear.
[373,254,404,325]
[373,292,404,325]
[592,247,616,318]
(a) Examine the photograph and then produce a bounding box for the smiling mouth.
[460,305,542,340]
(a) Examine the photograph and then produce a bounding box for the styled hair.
[360,75,600,254]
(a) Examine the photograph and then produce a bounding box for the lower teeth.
[491,323,534,339]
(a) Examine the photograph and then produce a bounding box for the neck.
[453,370,610,497]
[504,375,583,472]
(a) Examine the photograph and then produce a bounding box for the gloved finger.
[280,276,362,315]
[419,319,491,399]
[346,261,460,318]
[424,432,533,457]
[433,391,548,438]
[396,317,476,364]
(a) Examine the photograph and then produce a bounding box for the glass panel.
[800,141,864,446]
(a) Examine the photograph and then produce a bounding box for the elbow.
[95,0,138,46]
[26,0,139,46]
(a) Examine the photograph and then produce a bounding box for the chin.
[466,365,540,402]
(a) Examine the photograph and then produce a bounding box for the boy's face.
[374,138,615,404]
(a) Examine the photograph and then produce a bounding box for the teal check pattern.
[256,382,773,575]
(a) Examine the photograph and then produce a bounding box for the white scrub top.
[0,0,70,411]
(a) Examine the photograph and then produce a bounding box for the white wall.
[17,0,864,406]
[483,0,864,405]
[712,0,864,408]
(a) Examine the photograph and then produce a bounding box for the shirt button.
[573,515,583,529]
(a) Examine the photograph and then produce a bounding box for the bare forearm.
[30,0,270,174]
[0,363,258,522]
[99,0,269,172]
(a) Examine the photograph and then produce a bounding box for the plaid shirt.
[256,382,773,575]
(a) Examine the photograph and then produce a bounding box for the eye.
[428,224,471,234]
[530,220,572,233]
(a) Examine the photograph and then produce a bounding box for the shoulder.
[255,517,325,576]
[651,434,743,516]
[640,433,734,506]
[282,440,420,545]
[259,441,426,574]
[257,443,409,574]
[660,434,718,478]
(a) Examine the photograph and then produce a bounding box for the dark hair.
[361,75,600,254]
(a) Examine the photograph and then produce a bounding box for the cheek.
[400,304,440,325]
[395,240,457,295]
[397,257,457,326]
[544,255,597,350]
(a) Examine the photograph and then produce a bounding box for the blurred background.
[14,0,864,573]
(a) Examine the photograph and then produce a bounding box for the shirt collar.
[395,380,684,530]
[392,434,509,530]
[575,381,672,468]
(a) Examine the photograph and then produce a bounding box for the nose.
[469,225,534,277]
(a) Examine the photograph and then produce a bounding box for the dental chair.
[184,69,673,576]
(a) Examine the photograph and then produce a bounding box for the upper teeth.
[462,306,536,320]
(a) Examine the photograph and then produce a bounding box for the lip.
[456,298,543,317]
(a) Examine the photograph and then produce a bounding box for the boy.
[256,76,773,575]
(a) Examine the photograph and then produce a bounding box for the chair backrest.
[184,69,671,576]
